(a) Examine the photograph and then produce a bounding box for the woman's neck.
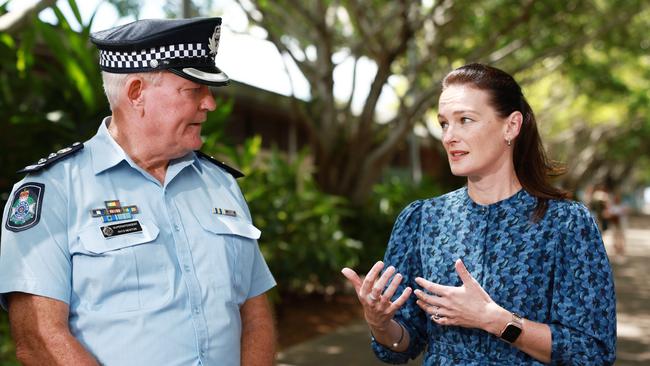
[466,170,522,205]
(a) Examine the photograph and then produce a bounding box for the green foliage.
[0,0,107,208]
[345,174,447,270]
[0,311,18,365]
[202,132,361,295]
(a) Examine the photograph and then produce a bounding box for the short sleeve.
[246,243,276,299]
[372,200,428,363]
[0,177,72,309]
[549,203,616,365]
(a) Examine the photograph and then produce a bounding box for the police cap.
[90,17,228,86]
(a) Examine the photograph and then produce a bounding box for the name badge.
[101,220,143,238]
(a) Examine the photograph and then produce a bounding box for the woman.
[342,63,616,365]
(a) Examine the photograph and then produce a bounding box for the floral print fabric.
[372,187,616,365]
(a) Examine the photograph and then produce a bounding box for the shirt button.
[200,350,206,357]
[184,265,191,272]
[193,307,200,314]
[174,224,180,231]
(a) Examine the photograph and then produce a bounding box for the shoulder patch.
[17,142,84,174]
[5,182,45,232]
[195,151,244,179]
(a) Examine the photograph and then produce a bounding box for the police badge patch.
[5,182,45,232]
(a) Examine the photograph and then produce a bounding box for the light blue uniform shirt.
[0,118,276,365]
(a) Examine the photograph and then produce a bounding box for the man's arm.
[8,292,98,366]
[240,292,275,366]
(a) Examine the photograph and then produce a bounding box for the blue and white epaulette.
[17,142,84,174]
[195,150,244,179]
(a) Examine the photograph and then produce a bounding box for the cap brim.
[169,66,229,87]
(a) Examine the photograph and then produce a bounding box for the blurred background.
[1,0,649,364]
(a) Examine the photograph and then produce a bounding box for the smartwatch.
[499,312,523,343]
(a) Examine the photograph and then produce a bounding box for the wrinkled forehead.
[438,84,491,113]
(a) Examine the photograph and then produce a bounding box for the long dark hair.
[442,63,567,221]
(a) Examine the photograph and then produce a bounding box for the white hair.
[101,71,164,110]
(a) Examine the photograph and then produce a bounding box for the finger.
[382,273,403,300]
[431,314,451,326]
[360,261,385,295]
[372,266,396,298]
[341,268,362,293]
[413,289,444,307]
[454,259,475,285]
[414,277,452,297]
[387,287,412,313]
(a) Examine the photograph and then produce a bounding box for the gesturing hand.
[341,261,412,331]
[414,259,502,332]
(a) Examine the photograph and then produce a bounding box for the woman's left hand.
[414,258,503,332]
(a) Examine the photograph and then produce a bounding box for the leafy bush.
[344,173,446,270]
[203,135,362,297]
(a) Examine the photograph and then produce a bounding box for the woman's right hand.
[341,261,412,332]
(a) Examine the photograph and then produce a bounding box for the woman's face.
[437,84,515,179]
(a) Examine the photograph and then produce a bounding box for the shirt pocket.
[194,213,261,303]
[73,219,173,313]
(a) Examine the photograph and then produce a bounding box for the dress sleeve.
[0,177,72,309]
[372,200,428,363]
[549,203,616,365]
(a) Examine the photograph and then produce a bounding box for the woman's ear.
[504,110,523,141]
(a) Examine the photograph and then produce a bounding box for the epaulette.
[17,142,84,174]
[195,151,244,179]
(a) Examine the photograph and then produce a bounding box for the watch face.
[501,324,522,343]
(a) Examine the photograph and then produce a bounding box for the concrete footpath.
[277,224,650,366]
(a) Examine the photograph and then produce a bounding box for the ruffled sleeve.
[549,202,616,365]
[372,199,428,363]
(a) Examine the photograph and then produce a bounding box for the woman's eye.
[460,117,473,124]
[439,121,449,129]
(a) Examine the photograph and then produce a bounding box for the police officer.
[0,18,276,365]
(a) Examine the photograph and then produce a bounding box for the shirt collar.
[90,117,129,175]
[90,116,202,175]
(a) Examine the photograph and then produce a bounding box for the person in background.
[342,63,616,365]
[0,18,276,366]
[606,192,629,259]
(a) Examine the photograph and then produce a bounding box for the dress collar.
[462,186,535,212]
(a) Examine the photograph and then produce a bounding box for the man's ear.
[124,75,146,113]
[504,110,523,141]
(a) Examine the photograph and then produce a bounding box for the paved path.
[277,223,650,365]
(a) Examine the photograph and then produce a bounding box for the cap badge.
[208,25,220,56]
[150,59,159,68]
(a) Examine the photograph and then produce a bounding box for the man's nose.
[201,87,217,111]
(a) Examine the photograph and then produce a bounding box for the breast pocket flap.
[77,219,160,254]
[198,215,261,240]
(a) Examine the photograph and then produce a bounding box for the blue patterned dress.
[372,187,616,365]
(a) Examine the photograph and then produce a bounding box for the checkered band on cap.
[99,43,209,71]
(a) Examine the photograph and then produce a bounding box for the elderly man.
[0,18,276,365]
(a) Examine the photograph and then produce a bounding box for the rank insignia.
[5,182,45,232]
[212,208,237,217]
[91,200,139,223]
